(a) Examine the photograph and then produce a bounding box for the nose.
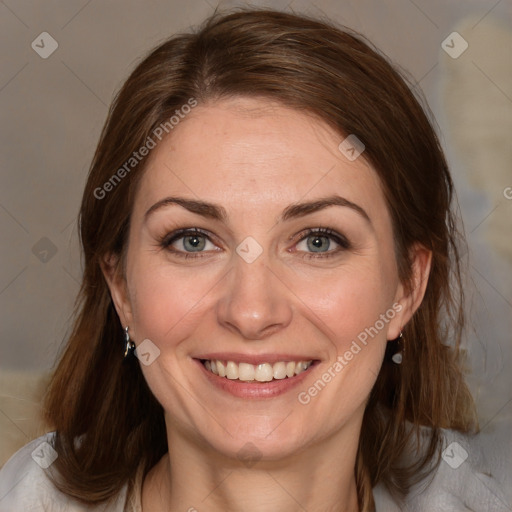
[216,255,293,340]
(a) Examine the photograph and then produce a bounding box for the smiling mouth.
[200,359,315,382]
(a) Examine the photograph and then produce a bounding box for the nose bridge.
[216,249,293,340]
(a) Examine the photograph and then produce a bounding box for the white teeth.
[273,362,287,380]
[294,361,308,375]
[255,363,273,382]
[203,359,313,381]
[238,362,255,381]
[226,361,239,380]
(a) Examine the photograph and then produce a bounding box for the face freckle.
[114,96,405,460]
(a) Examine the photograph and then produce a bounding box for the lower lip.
[194,359,319,399]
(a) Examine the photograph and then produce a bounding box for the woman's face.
[108,97,414,461]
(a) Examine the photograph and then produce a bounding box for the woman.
[0,8,506,512]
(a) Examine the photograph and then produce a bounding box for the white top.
[0,430,509,511]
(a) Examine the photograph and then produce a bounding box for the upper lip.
[194,353,319,365]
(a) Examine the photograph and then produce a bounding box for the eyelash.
[159,228,214,259]
[293,227,350,259]
[159,227,350,259]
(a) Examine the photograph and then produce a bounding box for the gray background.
[0,0,511,464]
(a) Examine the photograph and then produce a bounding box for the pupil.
[185,235,205,251]
[308,235,329,252]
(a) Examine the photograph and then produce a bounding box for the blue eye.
[295,228,350,257]
[181,234,207,252]
[303,234,332,252]
[161,229,216,256]
[160,227,350,260]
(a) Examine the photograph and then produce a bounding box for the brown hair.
[44,9,477,510]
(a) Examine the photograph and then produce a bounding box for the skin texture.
[103,97,431,512]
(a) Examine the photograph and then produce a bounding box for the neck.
[142,420,362,512]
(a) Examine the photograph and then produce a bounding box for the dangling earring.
[386,331,404,364]
[123,326,135,358]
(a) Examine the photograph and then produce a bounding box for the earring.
[387,331,404,364]
[123,326,135,358]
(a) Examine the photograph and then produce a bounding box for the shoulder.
[0,433,129,512]
[407,428,511,512]
[374,427,511,512]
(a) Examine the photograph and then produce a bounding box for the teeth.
[255,363,273,382]
[295,361,309,375]
[203,359,313,382]
[273,362,287,380]
[226,361,239,379]
[217,360,226,377]
[239,362,255,381]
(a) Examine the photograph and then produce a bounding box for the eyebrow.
[145,197,227,221]
[281,195,371,225]
[144,195,371,226]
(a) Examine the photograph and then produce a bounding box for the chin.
[201,420,314,464]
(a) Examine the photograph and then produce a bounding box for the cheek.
[292,266,397,421]
[126,256,220,346]
[292,260,396,349]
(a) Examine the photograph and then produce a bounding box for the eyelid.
[291,227,351,258]
[159,226,350,259]
[160,227,213,247]
[159,228,221,259]
[293,227,350,247]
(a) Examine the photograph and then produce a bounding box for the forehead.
[135,97,388,225]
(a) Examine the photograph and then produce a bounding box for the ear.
[100,252,134,329]
[388,243,432,340]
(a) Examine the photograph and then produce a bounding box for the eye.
[294,228,350,257]
[160,228,218,256]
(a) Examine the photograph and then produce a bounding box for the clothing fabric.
[0,434,139,512]
[0,430,509,511]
